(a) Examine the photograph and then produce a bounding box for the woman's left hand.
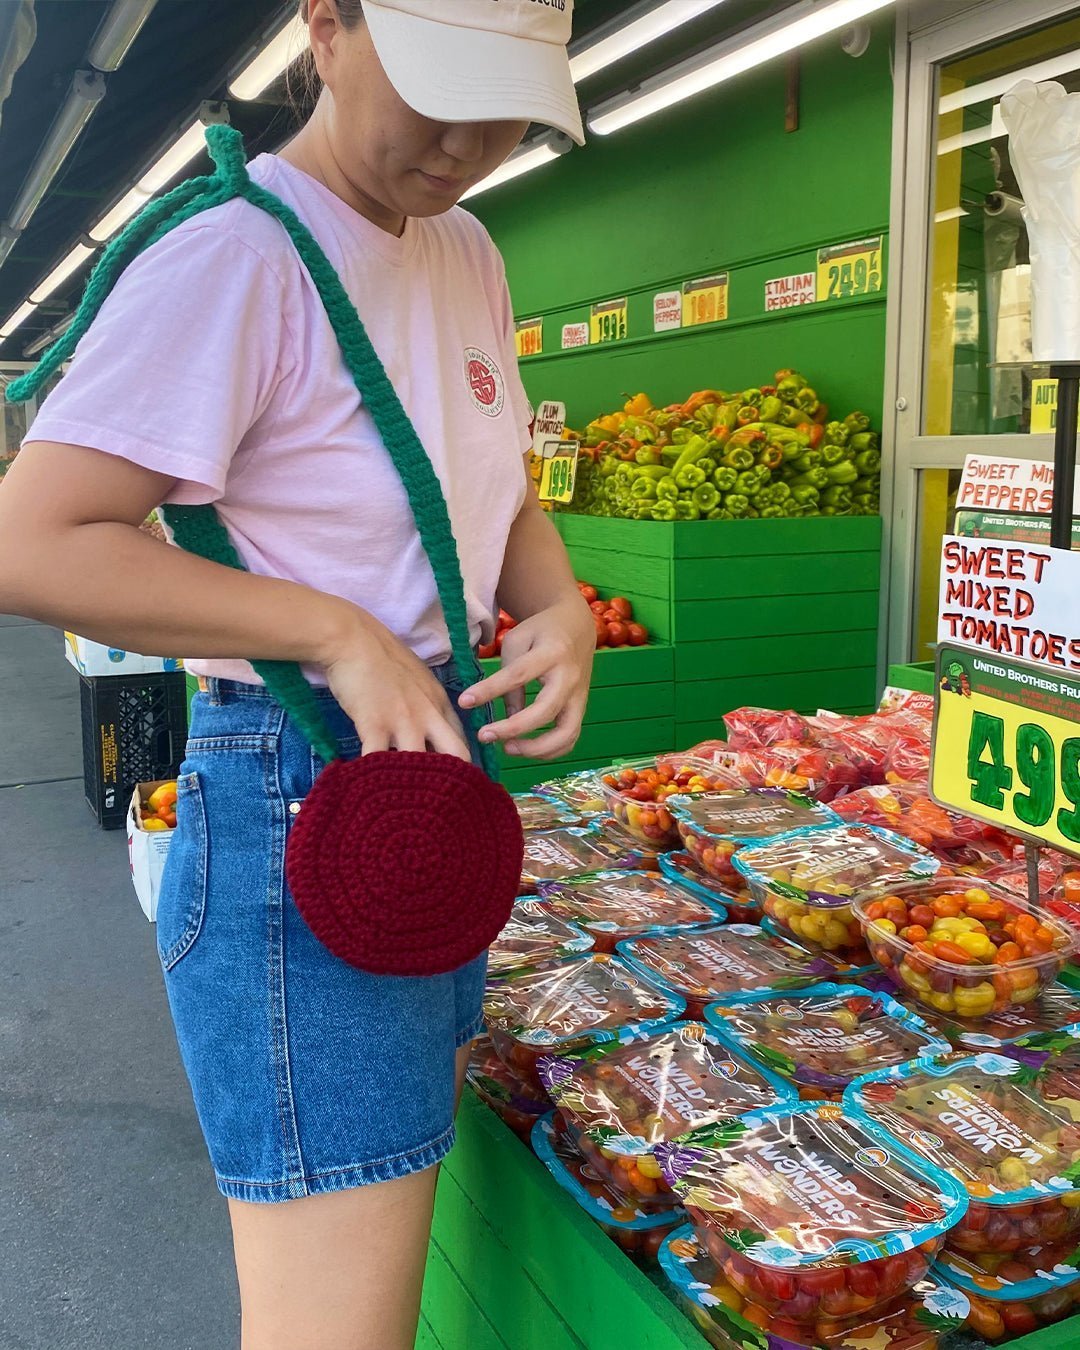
[459,594,595,759]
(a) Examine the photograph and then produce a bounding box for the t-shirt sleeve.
[23,225,293,505]
[485,242,533,457]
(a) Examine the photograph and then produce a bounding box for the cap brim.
[362,2,585,146]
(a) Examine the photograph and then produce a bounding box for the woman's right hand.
[323,608,474,761]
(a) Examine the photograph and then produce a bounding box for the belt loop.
[204,677,222,706]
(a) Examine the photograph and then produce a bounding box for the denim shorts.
[155,664,489,1204]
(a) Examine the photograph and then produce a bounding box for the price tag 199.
[816,236,883,303]
[931,642,1080,855]
[515,317,543,359]
[589,297,628,345]
[538,440,579,505]
[682,273,729,327]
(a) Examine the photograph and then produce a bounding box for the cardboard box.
[65,632,183,678]
[126,780,175,922]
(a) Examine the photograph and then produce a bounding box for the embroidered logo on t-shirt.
[464,347,505,418]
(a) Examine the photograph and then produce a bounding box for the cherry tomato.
[606,622,630,647]
[609,596,633,620]
[846,1262,881,1298]
[578,584,598,603]
[477,642,498,660]
[626,623,648,647]
[589,600,607,617]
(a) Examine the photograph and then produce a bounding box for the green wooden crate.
[887,660,935,695]
[677,668,877,724]
[426,1094,1078,1350]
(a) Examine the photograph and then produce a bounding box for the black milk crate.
[79,671,188,829]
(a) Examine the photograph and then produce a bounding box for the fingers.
[354,694,471,763]
[504,692,588,761]
[459,651,546,710]
[479,681,563,745]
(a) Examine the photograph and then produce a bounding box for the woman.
[0,2,593,1346]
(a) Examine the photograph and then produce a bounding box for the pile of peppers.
[564,372,881,521]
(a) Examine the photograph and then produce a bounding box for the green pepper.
[791,450,821,474]
[822,420,850,448]
[844,410,871,434]
[821,484,853,510]
[650,499,678,521]
[825,461,859,485]
[737,404,760,426]
[693,483,720,513]
[735,469,758,495]
[760,505,784,518]
[712,401,740,435]
[723,492,750,518]
[722,445,755,471]
[675,464,707,490]
[778,404,808,428]
[776,374,806,401]
[713,465,738,493]
[671,433,710,476]
[854,448,881,475]
[850,431,879,453]
[692,403,720,431]
[757,444,783,471]
[631,478,658,501]
[820,443,847,466]
[698,456,717,478]
[791,484,820,506]
[661,446,681,468]
[656,475,679,501]
[791,467,829,491]
[794,385,819,414]
[635,445,662,466]
[771,481,792,503]
[674,499,701,521]
[758,395,783,423]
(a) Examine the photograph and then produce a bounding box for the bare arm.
[0,442,472,758]
[460,457,594,759]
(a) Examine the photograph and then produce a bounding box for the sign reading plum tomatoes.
[932,643,1080,855]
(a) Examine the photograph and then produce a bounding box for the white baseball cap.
[360,0,585,145]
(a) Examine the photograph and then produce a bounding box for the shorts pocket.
[156,771,209,972]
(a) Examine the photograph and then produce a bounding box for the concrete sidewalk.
[0,620,238,1350]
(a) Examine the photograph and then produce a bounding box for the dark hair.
[290,1,365,116]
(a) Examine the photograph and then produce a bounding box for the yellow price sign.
[538,441,579,504]
[931,642,1080,855]
[816,236,883,303]
[682,273,729,328]
[515,317,543,359]
[589,297,628,345]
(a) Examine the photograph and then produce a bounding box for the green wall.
[472,18,896,429]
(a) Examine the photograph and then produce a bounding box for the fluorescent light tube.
[934,206,968,223]
[940,48,1080,115]
[229,15,309,100]
[570,0,729,83]
[89,119,208,241]
[460,139,568,201]
[28,243,96,305]
[89,185,152,242]
[588,0,897,135]
[0,301,37,340]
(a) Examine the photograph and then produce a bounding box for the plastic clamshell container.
[519,822,652,892]
[657,1100,969,1324]
[483,953,685,1093]
[531,1113,682,1265]
[903,981,1080,1051]
[487,897,594,977]
[598,756,730,847]
[512,792,581,833]
[734,825,940,952]
[935,1242,1080,1342]
[465,1034,550,1140]
[533,769,608,818]
[704,984,949,1099]
[541,869,725,954]
[847,1050,1080,1254]
[660,850,763,924]
[852,877,1079,1022]
[659,1224,980,1350]
[759,916,876,981]
[830,782,1017,863]
[537,1022,797,1208]
[618,924,856,1021]
[670,790,841,882]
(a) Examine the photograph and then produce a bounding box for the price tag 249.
[816,236,883,303]
[931,643,1080,854]
[538,440,579,504]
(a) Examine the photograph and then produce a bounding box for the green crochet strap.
[6,124,498,778]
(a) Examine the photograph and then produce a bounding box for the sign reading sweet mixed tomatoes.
[816,236,883,302]
[932,643,1080,855]
[681,274,729,327]
[589,297,628,345]
[514,316,543,358]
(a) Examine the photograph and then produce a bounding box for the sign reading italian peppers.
[515,317,543,358]
[816,236,883,302]
[931,642,1080,854]
[681,274,729,327]
[764,272,816,310]
[589,297,628,345]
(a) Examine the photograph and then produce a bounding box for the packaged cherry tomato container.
[519,823,654,893]
[619,924,860,1021]
[831,783,1018,865]
[487,897,594,977]
[935,1241,1080,1341]
[670,790,841,882]
[847,1050,1080,1256]
[598,756,730,848]
[659,1224,984,1350]
[465,1034,550,1140]
[657,1101,969,1325]
[852,878,1079,1021]
[898,982,1080,1052]
[541,869,725,955]
[705,985,949,1101]
[532,768,607,818]
[512,792,581,833]
[660,850,763,923]
[531,1113,682,1266]
[537,1022,796,1208]
[483,953,684,1093]
[734,825,940,952]
[680,740,864,804]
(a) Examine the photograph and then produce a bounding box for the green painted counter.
[423,1094,1080,1350]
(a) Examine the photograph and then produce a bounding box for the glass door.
[886,0,1080,666]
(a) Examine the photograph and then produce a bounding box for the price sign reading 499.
[931,642,1080,853]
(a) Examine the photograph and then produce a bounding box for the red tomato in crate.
[578,583,599,603]
[498,609,517,631]
[626,623,648,646]
[609,597,633,620]
[478,642,498,660]
[594,615,608,648]
[589,600,607,616]
[606,622,629,647]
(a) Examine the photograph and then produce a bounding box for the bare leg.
[229,1165,437,1350]
[453,1039,473,1111]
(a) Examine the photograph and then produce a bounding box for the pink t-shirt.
[26,153,532,682]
